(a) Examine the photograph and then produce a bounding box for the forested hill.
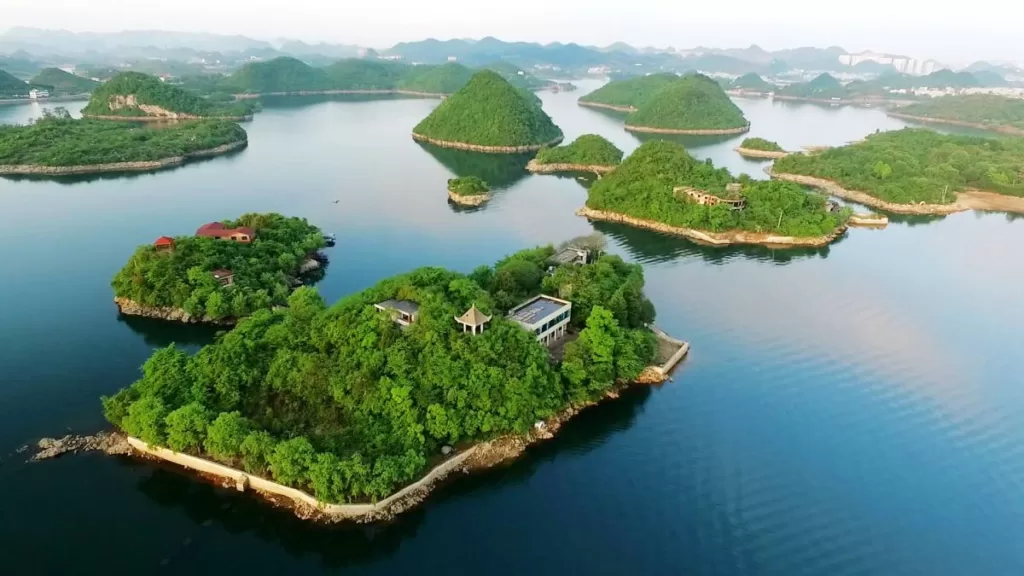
[895,95,1024,131]
[730,73,774,92]
[413,70,563,147]
[534,134,624,167]
[102,246,658,503]
[0,69,29,97]
[29,68,100,94]
[627,74,748,131]
[578,73,678,108]
[82,72,252,118]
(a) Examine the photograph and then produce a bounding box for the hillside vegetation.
[731,73,775,92]
[627,75,749,131]
[102,247,658,503]
[587,140,847,237]
[579,73,678,108]
[535,134,623,166]
[776,73,846,99]
[896,95,1024,131]
[83,72,251,118]
[773,128,1024,202]
[413,70,562,147]
[740,137,784,152]
[30,68,100,94]
[222,57,335,93]
[0,69,29,97]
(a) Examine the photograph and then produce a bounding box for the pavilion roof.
[455,304,492,327]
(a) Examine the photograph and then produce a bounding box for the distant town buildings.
[839,51,939,75]
[28,89,49,100]
[447,56,458,62]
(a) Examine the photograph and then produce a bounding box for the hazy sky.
[4,0,1019,64]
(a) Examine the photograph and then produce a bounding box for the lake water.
[2,81,1023,575]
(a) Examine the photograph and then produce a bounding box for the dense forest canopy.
[731,73,774,92]
[776,73,846,99]
[111,213,325,320]
[579,73,678,108]
[897,95,1024,130]
[29,68,100,94]
[102,247,658,503]
[447,176,489,196]
[534,134,624,166]
[222,57,337,93]
[740,137,784,152]
[773,128,1024,202]
[587,140,848,237]
[0,112,246,167]
[0,69,30,97]
[82,72,252,118]
[397,62,475,93]
[413,70,563,147]
[627,74,749,131]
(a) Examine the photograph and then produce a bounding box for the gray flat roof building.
[509,295,572,346]
[375,299,420,326]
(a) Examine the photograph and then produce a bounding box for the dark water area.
[2,81,1024,575]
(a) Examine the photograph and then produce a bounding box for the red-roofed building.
[153,236,176,252]
[211,269,234,286]
[196,222,255,243]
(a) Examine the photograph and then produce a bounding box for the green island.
[578,73,679,111]
[412,70,563,152]
[579,140,849,247]
[625,74,750,135]
[735,137,788,159]
[889,95,1024,134]
[111,213,327,324]
[730,73,775,93]
[447,176,491,206]
[82,72,253,120]
[101,245,680,510]
[771,128,1024,214]
[0,110,248,176]
[528,134,624,174]
[29,68,100,95]
[0,69,34,97]
[775,73,847,101]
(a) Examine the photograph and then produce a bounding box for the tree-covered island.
[412,70,564,153]
[29,68,100,96]
[112,214,327,324]
[83,72,253,120]
[735,137,789,159]
[624,74,750,135]
[528,134,624,174]
[447,176,491,206]
[771,128,1024,214]
[889,95,1024,135]
[580,140,849,247]
[101,244,684,511]
[577,73,679,112]
[0,110,248,176]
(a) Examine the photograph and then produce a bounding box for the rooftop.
[211,268,233,278]
[509,295,571,326]
[376,299,420,316]
[549,247,588,266]
[456,304,492,327]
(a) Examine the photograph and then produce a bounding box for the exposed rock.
[734,147,790,159]
[441,445,453,456]
[413,133,564,154]
[114,297,236,326]
[526,159,616,175]
[31,431,130,461]
[447,189,490,206]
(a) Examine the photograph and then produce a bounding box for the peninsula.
[580,140,849,247]
[888,95,1024,135]
[624,74,750,135]
[412,70,564,153]
[771,128,1024,215]
[448,176,491,206]
[0,111,247,176]
[527,134,623,174]
[111,213,328,324]
[577,73,678,112]
[82,72,253,120]
[100,244,688,521]
[735,137,790,159]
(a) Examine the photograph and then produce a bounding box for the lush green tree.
[240,430,276,474]
[534,134,623,167]
[204,411,252,459]
[898,94,1024,131]
[447,176,489,196]
[627,74,748,131]
[121,396,169,445]
[164,402,211,452]
[579,73,679,108]
[740,137,784,152]
[268,436,316,486]
[82,71,251,118]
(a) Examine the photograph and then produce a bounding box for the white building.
[509,295,572,346]
[839,51,939,75]
[28,89,49,100]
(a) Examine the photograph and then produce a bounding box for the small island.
[83,72,253,120]
[412,70,564,153]
[527,134,624,174]
[888,95,1024,136]
[771,128,1024,215]
[0,110,248,176]
[735,137,790,159]
[624,74,750,135]
[100,244,688,521]
[579,140,849,247]
[773,73,848,103]
[577,73,679,112]
[728,73,775,96]
[29,68,100,96]
[112,214,328,325]
[447,176,491,206]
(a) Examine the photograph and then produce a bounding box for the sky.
[3,0,1021,65]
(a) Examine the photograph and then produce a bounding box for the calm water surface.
[1,81,1023,575]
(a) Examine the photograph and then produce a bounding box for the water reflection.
[416,143,531,189]
[0,148,249,185]
[115,315,217,349]
[631,131,742,151]
[258,93,428,110]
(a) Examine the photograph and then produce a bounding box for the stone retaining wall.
[526,159,616,174]
[734,147,790,159]
[411,133,564,154]
[0,140,248,176]
[114,297,236,326]
[625,123,750,135]
[577,101,637,113]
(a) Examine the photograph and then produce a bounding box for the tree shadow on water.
[417,142,531,190]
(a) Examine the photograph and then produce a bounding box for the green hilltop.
[731,73,774,92]
[30,68,100,95]
[413,70,563,148]
[83,72,252,118]
[397,62,474,93]
[0,69,29,97]
[627,74,749,131]
[222,57,335,93]
[534,134,624,167]
[896,94,1024,131]
[579,73,679,109]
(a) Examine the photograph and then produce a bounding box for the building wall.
[530,306,571,345]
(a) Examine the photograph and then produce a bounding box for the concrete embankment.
[114,297,236,326]
[577,101,637,113]
[848,213,889,228]
[525,159,616,175]
[576,206,845,248]
[0,140,248,176]
[234,89,448,100]
[448,189,490,206]
[886,112,1024,136]
[625,123,751,135]
[412,133,564,154]
[734,147,790,159]
[83,113,253,122]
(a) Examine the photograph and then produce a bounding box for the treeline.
[103,247,658,503]
[587,140,848,237]
[29,68,100,95]
[110,213,325,320]
[897,95,1024,130]
[448,176,489,196]
[0,111,246,166]
[82,72,252,118]
[534,134,623,166]
[773,128,1024,202]
[740,137,784,152]
[627,74,748,131]
[579,73,679,108]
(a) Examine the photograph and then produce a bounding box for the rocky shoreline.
[114,297,236,326]
[577,101,637,113]
[734,146,790,159]
[82,113,253,122]
[447,189,490,206]
[576,206,846,248]
[30,431,132,461]
[0,140,248,176]
[234,89,448,100]
[769,170,969,215]
[885,112,1024,136]
[412,133,564,154]
[526,159,616,175]
[624,123,751,135]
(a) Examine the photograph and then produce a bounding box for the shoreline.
[0,139,248,176]
[56,333,689,524]
[766,169,1024,215]
[577,101,637,113]
[82,113,253,122]
[734,146,790,159]
[526,159,616,174]
[411,133,564,154]
[114,297,237,326]
[885,112,1024,136]
[234,89,448,100]
[624,123,750,135]
[447,189,490,206]
[576,206,845,247]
